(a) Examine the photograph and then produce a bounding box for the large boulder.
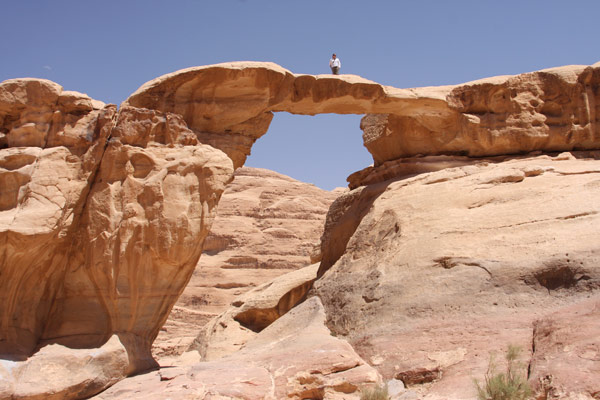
[95,297,381,400]
[0,335,128,400]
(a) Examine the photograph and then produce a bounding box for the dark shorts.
[331,66,340,75]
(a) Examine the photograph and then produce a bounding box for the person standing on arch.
[329,53,341,75]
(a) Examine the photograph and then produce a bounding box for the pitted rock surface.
[314,152,600,399]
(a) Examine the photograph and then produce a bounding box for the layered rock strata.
[153,167,339,358]
[123,61,600,175]
[0,77,234,394]
[313,152,600,399]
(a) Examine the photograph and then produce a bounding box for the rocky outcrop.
[313,152,600,399]
[0,335,128,400]
[95,297,381,400]
[0,79,116,359]
[152,167,339,358]
[0,78,234,387]
[361,64,600,168]
[4,60,600,399]
[190,263,320,361]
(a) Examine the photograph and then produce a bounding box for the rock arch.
[1,61,600,380]
[123,61,600,173]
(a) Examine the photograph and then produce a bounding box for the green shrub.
[360,383,389,400]
[474,345,532,400]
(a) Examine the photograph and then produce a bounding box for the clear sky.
[2,1,599,190]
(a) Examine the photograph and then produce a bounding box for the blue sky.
[2,1,600,190]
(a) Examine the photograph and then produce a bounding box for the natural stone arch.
[124,61,600,174]
[2,60,600,385]
[122,61,454,170]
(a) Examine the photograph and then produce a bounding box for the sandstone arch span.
[122,61,453,169]
[124,61,600,172]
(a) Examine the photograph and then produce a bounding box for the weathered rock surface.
[313,152,600,399]
[530,297,600,399]
[190,262,320,361]
[0,78,116,358]
[0,335,128,400]
[152,167,339,358]
[4,60,600,399]
[124,61,600,174]
[1,78,234,385]
[94,297,380,399]
[361,64,600,167]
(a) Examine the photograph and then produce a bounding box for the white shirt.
[329,58,341,68]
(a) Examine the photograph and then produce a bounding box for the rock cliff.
[0,78,234,399]
[153,167,339,358]
[2,60,600,399]
[314,151,600,398]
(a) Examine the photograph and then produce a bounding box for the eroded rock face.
[313,153,600,399]
[4,61,600,399]
[361,64,600,168]
[0,79,234,379]
[95,297,381,400]
[152,167,339,358]
[0,79,115,358]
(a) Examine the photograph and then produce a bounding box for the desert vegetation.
[474,345,532,400]
[360,383,389,400]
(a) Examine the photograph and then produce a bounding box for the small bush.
[474,345,532,400]
[360,383,389,400]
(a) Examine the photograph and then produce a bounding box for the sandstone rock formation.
[123,61,600,174]
[313,152,600,399]
[3,60,600,399]
[361,65,600,167]
[0,335,128,400]
[95,297,381,399]
[1,78,234,398]
[0,78,116,359]
[191,263,320,361]
[153,167,339,358]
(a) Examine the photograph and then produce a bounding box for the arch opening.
[246,112,372,191]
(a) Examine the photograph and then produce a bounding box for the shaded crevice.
[523,255,597,294]
[534,266,591,291]
[40,105,119,346]
[233,279,314,333]
[527,324,536,380]
[433,257,493,277]
[316,181,390,279]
